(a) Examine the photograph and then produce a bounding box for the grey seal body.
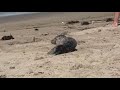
[48,35,77,55]
[51,35,66,45]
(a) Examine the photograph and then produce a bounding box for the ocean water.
[0,12,39,17]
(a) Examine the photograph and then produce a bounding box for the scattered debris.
[34,28,39,31]
[66,20,80,25]
[1,34,14,40]
[62,22,65,24]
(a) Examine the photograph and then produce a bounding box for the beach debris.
[81,21,90,25]
[35,28,39,31]
[104,18,113,22]
[1,34,14,40]
[62,22,65,24]
[66,20,80,25]
[48,34,77,55]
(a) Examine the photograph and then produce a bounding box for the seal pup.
[48,34,77,55]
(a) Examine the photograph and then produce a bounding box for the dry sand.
[1,12,120,78]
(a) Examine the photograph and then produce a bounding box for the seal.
[48,35,77,55]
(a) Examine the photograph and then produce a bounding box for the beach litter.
[104,18,113,22]
[66,20,80,25]
[1,34,14,40]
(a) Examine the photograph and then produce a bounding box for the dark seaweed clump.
[1,35,14,40]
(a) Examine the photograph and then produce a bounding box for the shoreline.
[0,12,113,24]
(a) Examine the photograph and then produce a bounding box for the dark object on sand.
[35,28,39,31]
[105,18,113,22]
[48,35,77,55]
[3,30,6,32]
[66,21,80,25]
[1,34,14,40]
[81,21,90,25]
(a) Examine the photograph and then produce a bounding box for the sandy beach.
[1,12,120,78]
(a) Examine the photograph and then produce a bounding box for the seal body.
[48,35,77,55]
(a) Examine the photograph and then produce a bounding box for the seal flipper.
[48,45,66,55]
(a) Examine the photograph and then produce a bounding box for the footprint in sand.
[34,28,39,31]
[66,20,80,25]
